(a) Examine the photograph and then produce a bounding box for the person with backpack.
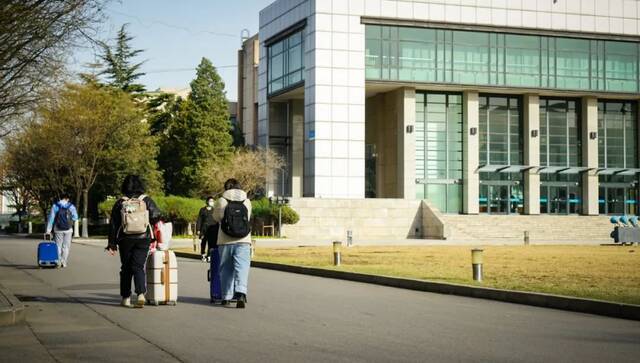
[214,178,252,308]
[45,194,79,268]
[196,196,218,263]
[105,175,161,308]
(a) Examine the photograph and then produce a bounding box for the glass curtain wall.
[478,96,523,214]
[539,99,582,214]
[268,30,305,95]
[365,25,640,93]
[415,93,463,213]
[598,101,639,215]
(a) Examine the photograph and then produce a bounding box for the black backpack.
[54,204,72,231]
[220,199,250,238]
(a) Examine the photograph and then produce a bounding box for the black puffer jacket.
[107,194,161,247]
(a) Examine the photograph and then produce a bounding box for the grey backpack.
[121,195,150,235]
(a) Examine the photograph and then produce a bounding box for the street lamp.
[269,196,290,238]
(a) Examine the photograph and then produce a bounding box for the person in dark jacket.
[106,175,161,308]
[196,196,218,262]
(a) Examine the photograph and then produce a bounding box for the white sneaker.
[201,255,207,262]
[134,294,145,308]
[206,256,211,263]
[121,297,132,308]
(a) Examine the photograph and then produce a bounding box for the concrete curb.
[0,283,26,326]
[174,251,640,321]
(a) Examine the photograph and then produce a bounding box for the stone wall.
[282,198,423,240]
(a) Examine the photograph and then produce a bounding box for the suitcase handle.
[44,233,52,241]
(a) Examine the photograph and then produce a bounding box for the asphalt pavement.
[0,235,638,363]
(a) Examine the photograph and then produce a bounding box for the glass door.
[599,185,638,215]
[480,183,523,215]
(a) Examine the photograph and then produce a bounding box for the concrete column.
[523,94,540,215]
[463,91,479,215]
[397,88,416,200]
[291,100,304,198]
[582,96,599,215]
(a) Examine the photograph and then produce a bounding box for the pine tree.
[99,24,146,94]
[165,58,233,196]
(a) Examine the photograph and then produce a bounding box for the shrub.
[250,198,299,225]
[98,198,117,218]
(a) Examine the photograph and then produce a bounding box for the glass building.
[255,0,640,218]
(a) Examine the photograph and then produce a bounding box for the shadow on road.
[0,263,41,270]
[60,283,120,291]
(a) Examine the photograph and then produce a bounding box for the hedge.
[98,196,299,225]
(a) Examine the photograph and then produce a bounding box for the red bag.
[150,221,173,252]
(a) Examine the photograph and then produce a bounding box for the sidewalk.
[0,283,25,326]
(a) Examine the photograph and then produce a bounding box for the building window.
[479,96,522,166]
[268,30,305,95]
[478,95,523,215]
[540,99,581,167]
[365,25,640,93]
[415,92,462,213]
[598,101,638,169]
[598,101,638,215]
[539,99,582,215]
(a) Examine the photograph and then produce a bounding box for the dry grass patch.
[249,245,640,305]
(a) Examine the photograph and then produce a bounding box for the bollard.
[524,231,530,246]
[347,230,353,247]
[333,241,342,266]
[251,239,256,259]
[28,221,33,235]
[471,248,483,282]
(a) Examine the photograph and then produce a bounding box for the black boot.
[235,293,246,309]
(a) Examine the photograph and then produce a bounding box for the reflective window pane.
[365,25,640,93]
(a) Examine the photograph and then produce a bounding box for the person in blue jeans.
[45,194,79,268]
[214,178,252,308]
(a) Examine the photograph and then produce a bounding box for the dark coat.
[196,206,216,236]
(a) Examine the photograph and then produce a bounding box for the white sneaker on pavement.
[121,297,132,308]
[134,294,145,308]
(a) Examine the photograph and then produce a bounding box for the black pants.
[118,239,150,298]
[200,224,218,256]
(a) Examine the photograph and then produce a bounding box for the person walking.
[106,175,161,308]
[196,196,218,262]
[45,194,79,268]
[214,178,252,308]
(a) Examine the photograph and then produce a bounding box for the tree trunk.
[82,189,89,238]
[83,189,88,219]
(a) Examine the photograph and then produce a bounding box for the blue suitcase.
[37,242,59,268]
[207,247,222,303]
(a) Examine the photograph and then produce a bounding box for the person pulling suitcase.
[45,194,78,268]
[106,175,161,308]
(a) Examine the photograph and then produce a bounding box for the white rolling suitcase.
[145,250,178,306]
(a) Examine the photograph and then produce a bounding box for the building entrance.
[599,178,638,215]
[540,183,581,215]
[480,183,523,214]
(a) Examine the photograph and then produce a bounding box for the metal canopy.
[538,166,590,174]
[597,168,640,176]
[477,164,534,173]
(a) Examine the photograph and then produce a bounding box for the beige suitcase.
[145,250,178,306]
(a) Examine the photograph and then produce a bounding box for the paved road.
[0,236,638,363]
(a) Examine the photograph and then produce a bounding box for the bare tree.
[0,0,108,137]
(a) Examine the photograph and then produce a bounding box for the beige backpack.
[121,195,150,235]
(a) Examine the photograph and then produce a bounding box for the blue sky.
[70,0,274,101]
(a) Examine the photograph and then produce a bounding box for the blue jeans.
[218,243,251,300]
